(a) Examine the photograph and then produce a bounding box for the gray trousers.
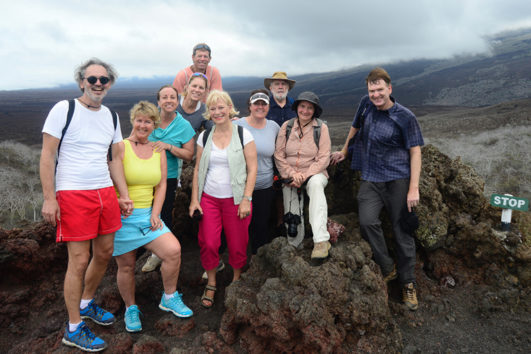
[357,179,416,285]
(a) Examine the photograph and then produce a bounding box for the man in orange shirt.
[172,43,222,102]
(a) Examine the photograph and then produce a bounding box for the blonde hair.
[203,90,239,120]
[129,101,160,128]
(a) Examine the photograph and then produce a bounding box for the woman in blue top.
[142,85,196,272]
[235,89,280,254]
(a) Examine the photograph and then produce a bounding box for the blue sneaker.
[80,299,115,326]
[62,321,107,352]
[124,305,142,332]
[159,292,193,318]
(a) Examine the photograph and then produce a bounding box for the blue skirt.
[113,207,171,256]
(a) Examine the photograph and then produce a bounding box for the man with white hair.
[264,71,297,126]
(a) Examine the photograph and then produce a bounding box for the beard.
[273,91,288,101]
[85,87,107,103]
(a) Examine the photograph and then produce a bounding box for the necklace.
[78,99,101,109]
[127,138,150,146]
[297,118,313,139]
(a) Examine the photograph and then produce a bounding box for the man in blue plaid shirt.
[331,67,424,311]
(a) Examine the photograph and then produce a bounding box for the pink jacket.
[274,118,331,180]
[172,65,222,103]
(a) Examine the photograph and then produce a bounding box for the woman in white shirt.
[189,90,257,309]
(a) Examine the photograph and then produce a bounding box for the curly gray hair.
[74,58,118,92]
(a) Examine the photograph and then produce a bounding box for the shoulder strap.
[108,109,118,161]
[201,124,244,153]
[203,125,243,147]
[284,118,296,147]
[184,69,190,86]
[202,126,213,146]
[237,125,244,147]
[208,67,213,84]
[56,99,75,170]
[285,118,322,148]
[57,99,76,157]
[313,118,322,147]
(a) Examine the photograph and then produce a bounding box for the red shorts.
[56,186,122,242]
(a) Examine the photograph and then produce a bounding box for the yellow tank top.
[120,139,162,208]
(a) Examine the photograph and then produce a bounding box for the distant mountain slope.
[257,28,531,109]
[58,28,530,111]
[1,28,530,144]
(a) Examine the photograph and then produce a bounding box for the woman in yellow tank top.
[113,101,193,333]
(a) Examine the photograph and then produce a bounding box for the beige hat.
[264,72,296,90]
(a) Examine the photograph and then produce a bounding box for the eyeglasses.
[192,72,208,80]
[139,226,152,236]
[84,76,110,85]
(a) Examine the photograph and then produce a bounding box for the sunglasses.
[192,72,208,80]
[139,225,152,236]
[193,44,211,52]
[84,76,110,85]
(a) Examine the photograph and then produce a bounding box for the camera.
[283,212,301,237]
[273,176,294,189]
[192,209,203,221]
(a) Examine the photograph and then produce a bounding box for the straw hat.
[264,72,296,90]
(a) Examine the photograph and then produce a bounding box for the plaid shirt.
[351,95,424,182]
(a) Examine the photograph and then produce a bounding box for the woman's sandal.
[201,285,217,309]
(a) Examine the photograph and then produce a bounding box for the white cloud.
[0,0,530,90]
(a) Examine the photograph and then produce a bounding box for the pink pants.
[198,193,251,270]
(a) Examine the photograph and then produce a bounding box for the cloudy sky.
[2,0,531,90]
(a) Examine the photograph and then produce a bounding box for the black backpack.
[284,117,323,147]
[202,125,244,147]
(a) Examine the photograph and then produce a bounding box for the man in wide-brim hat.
[264,72,296,126]
[264,72,298,239]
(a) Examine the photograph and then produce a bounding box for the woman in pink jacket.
[274,91,332,263]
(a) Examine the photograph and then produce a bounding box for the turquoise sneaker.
[62,321,106,352]
[124,305,142,332]
[159,292,193,318]
[80,299,115,326]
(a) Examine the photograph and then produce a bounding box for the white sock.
[80,298,92,310]
[163,292,175,300]
[69,321,81,332]
[151,253,160,260]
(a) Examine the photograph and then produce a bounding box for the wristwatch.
[244,195,252,201]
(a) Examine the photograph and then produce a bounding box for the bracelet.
[169,145,173,152]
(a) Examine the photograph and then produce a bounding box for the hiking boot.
[124,305,142,332]
[383,265,398,283]
[159,292,193,318]
[80,299,115,326]
[62,321,107,352]
[402,283,419,311]
[201,259,225,280]
[311,241,331,260]
[142,254,162,272]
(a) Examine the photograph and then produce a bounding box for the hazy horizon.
[2,0,531,90]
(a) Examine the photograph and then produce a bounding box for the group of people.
[40,43,424,352]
